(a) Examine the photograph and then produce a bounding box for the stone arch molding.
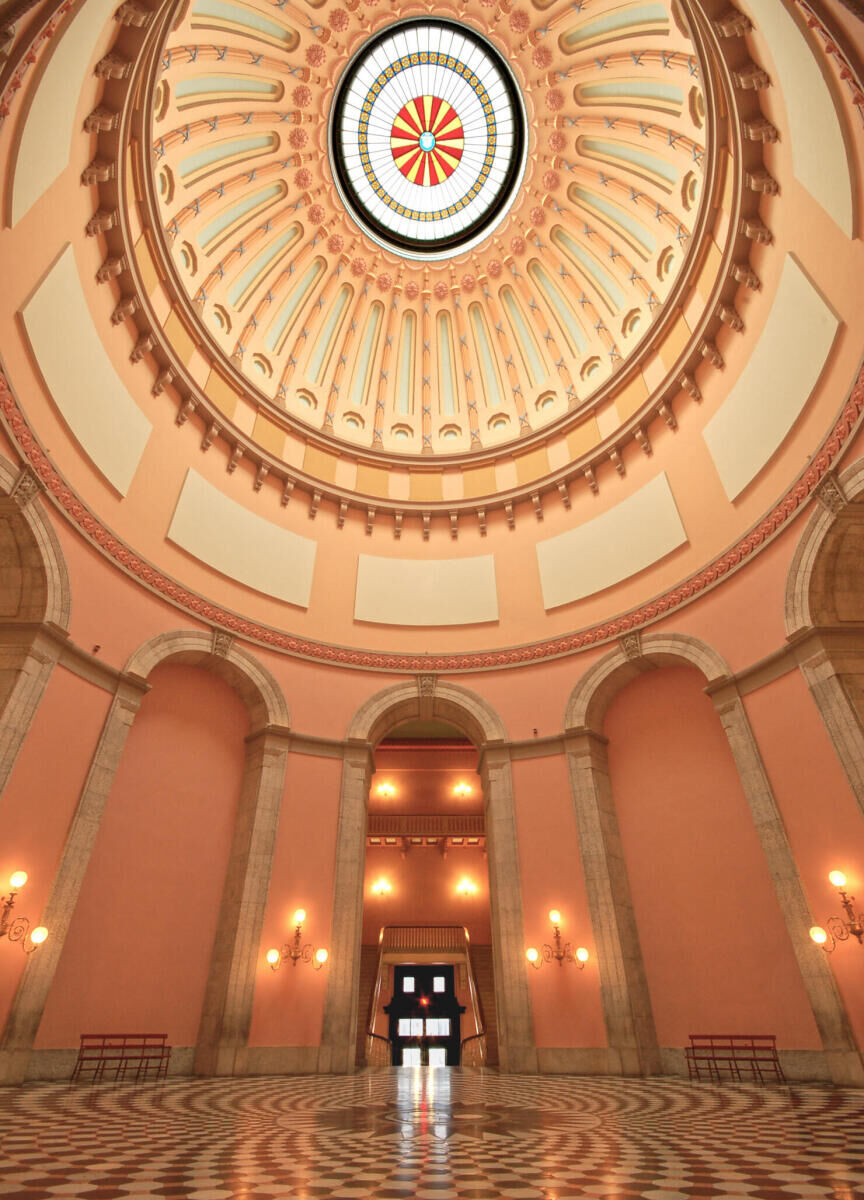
[783,458,864,817]
[565,631,731,734]
[0,627,291,1084]
[346,676,508,747]
[562,630,864,1086]
[320,674,536,1075]
[124,627,290,731]
[784,458,864,637]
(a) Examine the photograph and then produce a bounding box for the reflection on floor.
[1,1069,863,1199]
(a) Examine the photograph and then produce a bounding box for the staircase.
[355,944,381,1068]
[469,945,498,1066]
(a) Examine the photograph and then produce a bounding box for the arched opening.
[321,679,536,1075]
[358,717,494,1068]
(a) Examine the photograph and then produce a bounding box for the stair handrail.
[460,1030,487,1066]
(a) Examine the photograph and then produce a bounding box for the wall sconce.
[456,877,478,896]
[810,871,863,953]
[376,783,396,798]
[371,877,392,895]
[453,782,472,798]
[266,909,328,971]
[526,910,589,969]
[1,872,48,955]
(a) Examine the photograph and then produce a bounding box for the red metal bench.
[71,1034,172,1083]
[685,1034,786,1084]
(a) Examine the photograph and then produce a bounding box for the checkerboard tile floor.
[0,1070,862,1199]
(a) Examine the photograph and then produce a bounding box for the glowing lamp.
[548,909,561,926]
[575,946,589,963]
[809,926,828,945]
[829,870,847,889]
[9,871,27,890]
[293,908,306,925]
[526,947,539,963]
[457,877,478,896]
[266,948,280,965]
[811,869,863,954]
[376,783,396,798]
[315,948,328,964]
[453,782,472,798]
[371,878,392,896]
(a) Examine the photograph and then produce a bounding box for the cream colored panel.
[22,246,151,495]
[168,469,316,607]
[355,555,498,626]
[537,473,686,609]
[703,255,838,500]
[740,0,852,236]
[11,0,118,224]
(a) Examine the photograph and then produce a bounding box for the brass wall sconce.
[266,909,329,971]
[809,871,863,953]
[1,872,48,955]
[526,910,589,969]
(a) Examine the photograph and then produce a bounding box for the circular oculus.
[329,19,527,259]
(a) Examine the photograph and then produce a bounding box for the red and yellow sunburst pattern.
[390,96,464,186]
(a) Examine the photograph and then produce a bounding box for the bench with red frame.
[71,1033,172,1083]
[685,1034,786,1084]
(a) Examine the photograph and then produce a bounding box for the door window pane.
[426,1018,451,1036]
[398,1019,411,1036]
[429,1047,446,1067]
[433,976,445,993]
[402,1047,421,1066]
[402,976,415,993]
[411,1018,424,1037]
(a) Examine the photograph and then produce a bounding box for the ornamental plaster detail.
[1,361,861,674]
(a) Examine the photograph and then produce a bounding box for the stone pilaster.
[318,742,373,1074]
[479,746,537,1074]
[712,691,864,1087]
[792,632,864,816]
[564,728,660,1076]
[194,726,291,1076]
[0,679,146,1085]
[0,626,62,795]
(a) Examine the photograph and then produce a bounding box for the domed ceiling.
[149,0,710,457]
[1,0,862,671]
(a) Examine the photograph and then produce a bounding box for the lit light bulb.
[549,909,561,925]
[457,877,477,895]
[293,908,306,925]
[809,926,828,945]
[828,870,847,889]
[376,783,396,798]
[575,946,589,963]
[526,947,539,963]
[315,948,328,964]
[371,878,391,895]
[30,926,47,945]
[9,871,27,890]
[453,782,472,798]
[266,948,280,964]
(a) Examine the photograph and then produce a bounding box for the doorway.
[385,964,464,1066]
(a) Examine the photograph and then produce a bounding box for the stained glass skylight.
[329,19,527,259]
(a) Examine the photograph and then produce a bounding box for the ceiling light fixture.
[1,872,47,955]
[809,870,863,952]
[526,909,589,970]
[266,908,328,971]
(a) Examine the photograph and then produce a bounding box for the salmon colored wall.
[742,667,864,1047]
[604,665,821,1049]
[0,665,112,1030]
[512,755,606,1048]
[249,753,341,1047]
[371,743,480,814]
[362,846,490,945]
[35,664,248,1047]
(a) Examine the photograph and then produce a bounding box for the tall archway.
[0,629,290,1084]
[564,632,863,1085]
[320,677,537,1074]
[0,460,71,798]
[785,460,864,814]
